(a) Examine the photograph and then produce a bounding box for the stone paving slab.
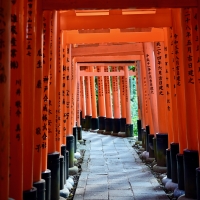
[74,131,169,200]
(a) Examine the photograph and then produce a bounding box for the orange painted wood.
[163,28,175,146]
[0,1,11,199]
[71,59,77,128]
[104,66,113,118]
[97,66,106,117]
[60,10,172,30]
[90,66,98,118]
[140,55,154,133]
[143,42,158,135]
[119,67,126,119]
[154,41,168,133]
[191,8,200,155]
[112,66,121,119]
[48,11,57,153]
[80,76,86,118]
[75,55,140,62]
[77,63,81,127]
[85,70,92,116]
[61,36,67,136]
[59,30,64,144]
[9,0,23,199]
[181,8,199,150]
[33,0,43,182]
[66,44,72,135]
[72,43,143,57]
[65,28,164,44]
[42,11,50,172]
[124,66,131,124]
[56,11,61,151]
[43,0,197,10]
[171,9,187,152]
[166,27,180,143]
[23,0,36,190]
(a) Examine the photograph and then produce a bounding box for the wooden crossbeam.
[60,9,172,30]
[64,28,164,44]
[72,43,143,57]
[43,0,197,10]
[79,71,136,76]
[74,55,140,62]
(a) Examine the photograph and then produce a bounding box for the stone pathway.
[74,131,169,200]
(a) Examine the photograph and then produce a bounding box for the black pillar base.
[99,117,106,131]
[141,128,146,149]
[170,143,179,183]
[33,179,45,200]
[80,111,82,127]
[105,118,113,133]
[23,187,37,200]
[145,125,150,152]
[153,137,157,161]
[125,124,133,137]
[196,168,200,200]
[166,148,171,179]
[177,154,184,191]
[60,155,64,190]
[91,118,99,130]
[137,120,142,141]
[81,118,86,129]
[73,127,77,153]
[61,145,66,184]
[183,149,199,199]
[77,126,82,140]
[85,115,92,130]
[156,133,168,167]
[148,134,154,158]
[41,169,51,200]
[66,135,74,168]
[120,118,126,132]
[113,118,121,135]
[47,152,60,200]
[66,150,69,179]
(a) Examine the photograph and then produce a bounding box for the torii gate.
[2,1,200,200]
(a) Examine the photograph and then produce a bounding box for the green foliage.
[129,70,138,136]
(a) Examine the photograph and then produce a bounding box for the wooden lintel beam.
[60,10,172,30]
[77,63,136,67]
[79,71,136,77]
[74,55,140,62]
[73,51,143,57]
[64,28,164,44]
[43,0,197,10]
[72,43,143,57]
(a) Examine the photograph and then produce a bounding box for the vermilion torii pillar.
[163,27,177,184]
[23,0,37,198]
[119,67,126,133]
[9,0,23,199]
[80,76,86,129]
[181,8,199,199]
[85,69,92,130]
[111,66,121,135]
[143,42,168,170]
[33,0,46,197]
[124,66,133,137]
[97,66,106,133]
[0,1,10,199]
[104,66,113,134]
[90,66,99,130]
[42,10,51,200]
[47,10,60,200]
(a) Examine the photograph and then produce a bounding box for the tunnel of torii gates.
[3,0,200,200]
